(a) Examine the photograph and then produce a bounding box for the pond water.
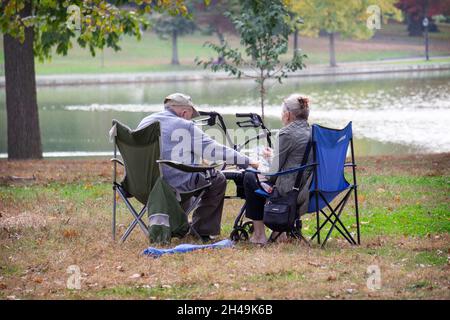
[1,70,449,158]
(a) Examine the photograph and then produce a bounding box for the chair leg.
[268,231,282,243]
[314,191,356,244]
[315,208,320,244]
[184,190,206,216]
[120,206,147,243]
[188,224,202,240]
[321,192,355,247]
[291,231,311,247]
[316,210,355,244]
[117,191,148,235]
[353,187,361,245]
[112,186,117,241]
[290,220,311,247]
[183,190,207,240]
[310,190,356,247]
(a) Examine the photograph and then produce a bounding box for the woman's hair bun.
[297,97,309,109]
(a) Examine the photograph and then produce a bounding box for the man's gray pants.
[182,170,227,236]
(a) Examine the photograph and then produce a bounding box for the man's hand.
[249,160,259,169]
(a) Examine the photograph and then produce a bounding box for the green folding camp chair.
[110,119,220,243]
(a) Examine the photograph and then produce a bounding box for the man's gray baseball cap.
[164,92,200,117]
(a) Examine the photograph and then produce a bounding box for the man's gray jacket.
[137,109,250,191]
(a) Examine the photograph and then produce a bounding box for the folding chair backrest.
[112,120,161,205]
[308,122,352,213]
[310,122,352,192]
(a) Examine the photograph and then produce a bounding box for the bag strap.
[293,134,312,191]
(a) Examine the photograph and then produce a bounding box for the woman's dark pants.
[243,172,266,221]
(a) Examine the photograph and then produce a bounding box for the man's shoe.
[200,235,218,243]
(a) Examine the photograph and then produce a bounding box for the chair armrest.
[251,163,317,177]
[245,167,261,174]
[178,182,212,195]
[110,158,124,166]
[157,160,224,173]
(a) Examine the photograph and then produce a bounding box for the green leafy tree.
[290,0,402,67]
[195,0,239,64]
[151,4,197,65]
[196,0,306,119]
[0,0,190,159]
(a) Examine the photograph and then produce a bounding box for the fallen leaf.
[33,277,43,284]
[62,229,78,238]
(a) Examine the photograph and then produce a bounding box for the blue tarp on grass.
[143,239,234,258]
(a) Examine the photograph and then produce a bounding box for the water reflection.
[0,71,449,157]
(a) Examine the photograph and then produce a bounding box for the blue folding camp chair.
[308,122,360,247]
[234,122,360,247]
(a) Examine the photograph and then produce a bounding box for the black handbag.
[263,139,312,232]
[263,189,299,232]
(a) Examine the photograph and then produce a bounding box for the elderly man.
[137,93,258,241]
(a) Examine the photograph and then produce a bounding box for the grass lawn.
[0,21,449,76]
[0,153,449,299]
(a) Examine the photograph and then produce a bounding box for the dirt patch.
[0,211,48,231]
[0,159,117,186]
[1,153,448,186]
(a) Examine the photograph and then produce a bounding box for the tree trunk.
[328,32,337,67]
[4,1,42,159]
[293,26,299,58]
[259,73,265,120]
[171,30,179,65]
[216,31,225,64]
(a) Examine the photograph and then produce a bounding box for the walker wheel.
[230,228,249,242]
[242,221,254,235]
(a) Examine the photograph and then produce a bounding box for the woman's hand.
[260,182,273,193]
[262,147,273,160]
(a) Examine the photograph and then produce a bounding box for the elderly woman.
[243,94,312,244]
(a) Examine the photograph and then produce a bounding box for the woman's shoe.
[249,236,267,246]
[269,232,288,243]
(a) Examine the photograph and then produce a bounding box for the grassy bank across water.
[1,22,449,76]
[0,153,449,299]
